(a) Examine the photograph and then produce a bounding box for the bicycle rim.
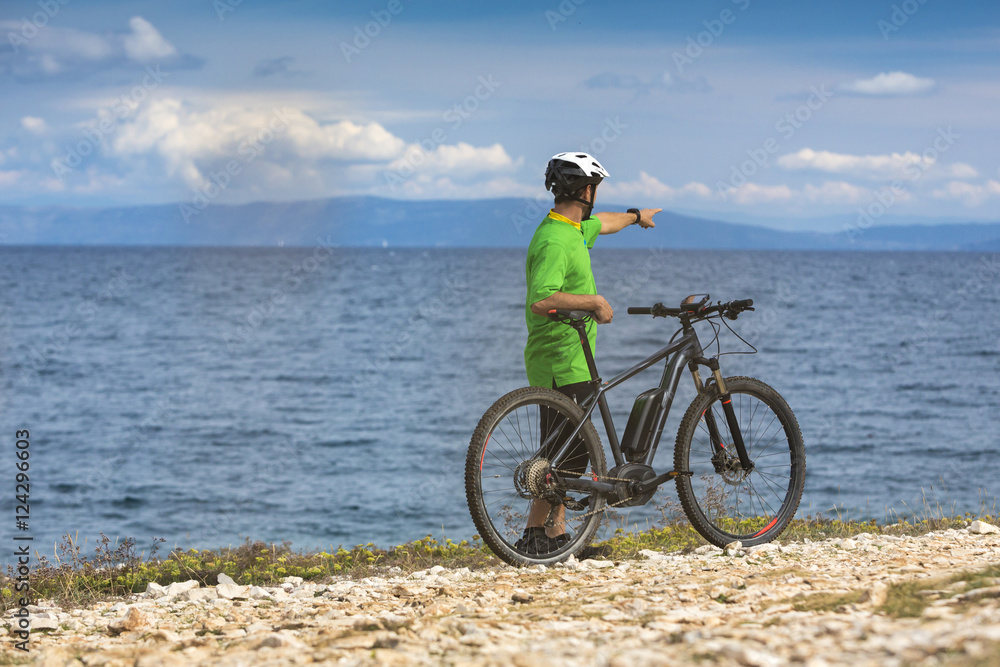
[468,387,605,565]
[676,377,804,546]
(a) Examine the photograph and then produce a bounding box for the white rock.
[639,549,665,561]
[149,629,180,643]
[179,587,218,602]
[217,583,252,600]
[581,559,614,570]
[253,632,307,650]
[249,586,273,599]
[217,573,238,586]
[281,576,304,586]
[860,581,889,607]
[108,607,151,635]
[746,543,780,554]
[695,544,719,554]
[840,538,858,549]
[163,580,200,598]
[28,617,60,631]
[145,582,168,599]
[969,520,1000,535]
[427,566,446,576]
[558,554,581,570]
[724,541,743,554]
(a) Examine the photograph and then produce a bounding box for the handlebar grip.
[732,299,754,310]
[627,307,652,315]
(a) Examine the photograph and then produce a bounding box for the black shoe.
[514,527,571,555]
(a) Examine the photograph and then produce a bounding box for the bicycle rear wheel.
[674,376,805,547]
[465,386,606,566]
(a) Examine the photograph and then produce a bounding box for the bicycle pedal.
[563,497,588,511]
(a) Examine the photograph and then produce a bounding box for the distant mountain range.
[0,196,997,251]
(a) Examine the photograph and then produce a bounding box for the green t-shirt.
[524,210,602,387]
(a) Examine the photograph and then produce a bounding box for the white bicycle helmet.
[544,152,610,197]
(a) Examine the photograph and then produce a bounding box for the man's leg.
[527,381,593,538]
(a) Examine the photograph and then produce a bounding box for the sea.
[1,246,998,558]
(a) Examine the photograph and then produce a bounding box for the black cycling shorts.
[538,380,593,477]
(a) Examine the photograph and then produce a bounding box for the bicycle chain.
[547,466,643,521]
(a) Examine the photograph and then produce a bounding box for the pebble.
[6,528,1000,666]
[970,520,1000,534]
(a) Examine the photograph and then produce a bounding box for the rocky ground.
[5,523,1000,666]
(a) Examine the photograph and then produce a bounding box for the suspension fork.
[691,358,753,472]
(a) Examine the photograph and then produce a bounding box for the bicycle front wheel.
[674,376,805,547]
[465,386,606,567]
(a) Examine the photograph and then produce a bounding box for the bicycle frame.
[540,314,751,497]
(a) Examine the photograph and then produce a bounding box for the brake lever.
[724,306,754,320]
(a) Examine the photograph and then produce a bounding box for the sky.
[0,0,998,229]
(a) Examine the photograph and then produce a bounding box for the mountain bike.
[465,295,805,566]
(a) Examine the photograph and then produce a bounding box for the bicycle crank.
[604,463,657,507]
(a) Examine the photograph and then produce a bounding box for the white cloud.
[72,166,125,194]
[98,98,524,201]
[777,148,935,180]
[0,170,22,187]
[802,180,871,204]
[839,71,935,96]
[122,17,178,63]
[0,22,114,61]
[20,116,48,135]
[947,163,979,179]
[110,100,408,189]
[0,17,195,79]
[931,180,1000,207]
[601,171,711,201]
[723,182,794,204]
[386,142,518,178]
[286,117,406,162]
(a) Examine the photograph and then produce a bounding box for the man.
[518,152,660,554]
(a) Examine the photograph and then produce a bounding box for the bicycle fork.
[692,359,754,473]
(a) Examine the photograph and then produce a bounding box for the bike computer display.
[680,294,710,312]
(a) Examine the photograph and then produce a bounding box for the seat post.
[572,322,600,382]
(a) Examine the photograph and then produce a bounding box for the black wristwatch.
[627,208,641,225]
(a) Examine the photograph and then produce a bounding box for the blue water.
[1,247,998,558]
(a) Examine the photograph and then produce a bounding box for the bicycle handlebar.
[628,298,754,320]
